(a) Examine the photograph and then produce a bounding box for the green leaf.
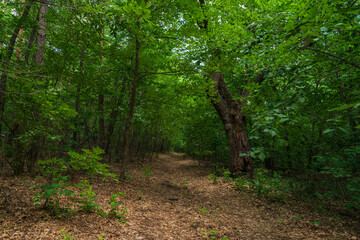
[264,129,276,137]
[279,118,289,123]
[323,129,335,134]
[259,153,266,161]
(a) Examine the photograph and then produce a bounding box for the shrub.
[31,147,118,215]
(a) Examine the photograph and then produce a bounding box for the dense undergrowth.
[208,166,360,213]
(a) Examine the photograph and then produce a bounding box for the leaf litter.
[0,153,359,239]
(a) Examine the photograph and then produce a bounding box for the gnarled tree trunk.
[208,72,253,178]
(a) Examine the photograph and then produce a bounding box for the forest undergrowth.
[1,153,359,240]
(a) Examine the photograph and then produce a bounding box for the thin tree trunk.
[72,53,83,148]
[120,38,140,177]
[72,82,81,149]
[98,0,105,149]
[105,76,127,157]
[25,15,38,64]
[27,0,48,173]
[0,1,33,134]
[98,94,105,148]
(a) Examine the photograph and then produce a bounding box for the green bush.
[31,147,118,215]
[230,169,287,202]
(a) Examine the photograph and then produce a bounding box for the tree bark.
[207,72,254,177]
[16,0,26,61]
[34,0,48,68]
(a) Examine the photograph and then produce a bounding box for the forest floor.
[1,153,360,240]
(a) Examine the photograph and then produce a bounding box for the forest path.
[1,153,359,239]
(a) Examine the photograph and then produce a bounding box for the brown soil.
[1,153,359,240]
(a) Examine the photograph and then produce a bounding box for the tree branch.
[308,48,360,70]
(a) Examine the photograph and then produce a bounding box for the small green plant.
[108,192,127,219]
[197,206,208,215]
[201,229,227,240]
[98,192,127,222]
[57,229,74,240]
[98,232,107,240]
[140,166,152,179]
[31,175,73,209]
[76,180,101,213]
[136,190,146,201]
[233,177,251,190]
[222,169,233,183]
[181,181,188,189]
[124,170,132,180]
[207,173,219,184]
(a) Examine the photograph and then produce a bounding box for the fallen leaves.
[0,153,359,239]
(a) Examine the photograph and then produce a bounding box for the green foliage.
[31,175,72,209]
[97,192,127,222]
[37,158,67,181]
[222,168,287,202]
[207,173,220,184]
[107,192,127,220]
[68,147,117,180]
[57,229,74,240]
[197,206,208,215]
[32,148,117,215]
[249,169,287,202]
[201,229,228,240]
[222,169,233,183]
[76,180,101,213]
[140,166,152,179]
[124,170,132,180]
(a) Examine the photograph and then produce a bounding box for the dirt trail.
[1,153,359,239]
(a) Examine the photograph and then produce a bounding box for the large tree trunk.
[208,72,254,178]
